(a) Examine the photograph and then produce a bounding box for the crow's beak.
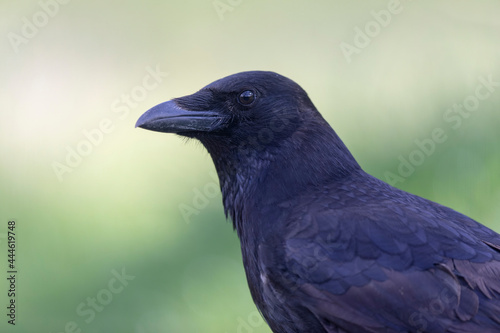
[135,100,226,133]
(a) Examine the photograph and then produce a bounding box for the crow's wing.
[261,201,500,333]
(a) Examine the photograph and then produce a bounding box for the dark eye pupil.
[238,90,255,105]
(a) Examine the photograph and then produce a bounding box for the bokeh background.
[1,1,500,332]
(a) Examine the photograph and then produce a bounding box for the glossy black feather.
[137,71,500,333]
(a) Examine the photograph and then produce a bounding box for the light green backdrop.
[1,1,499,332]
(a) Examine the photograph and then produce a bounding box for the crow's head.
[136,71,322,152]
[137,71,359,202]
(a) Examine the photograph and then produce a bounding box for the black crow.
[136,71,500,333]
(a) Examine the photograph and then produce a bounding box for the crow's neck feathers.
[201,114,361,235]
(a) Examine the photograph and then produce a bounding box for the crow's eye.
[238,90,256,106]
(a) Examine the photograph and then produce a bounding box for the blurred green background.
[1,1,500,332]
